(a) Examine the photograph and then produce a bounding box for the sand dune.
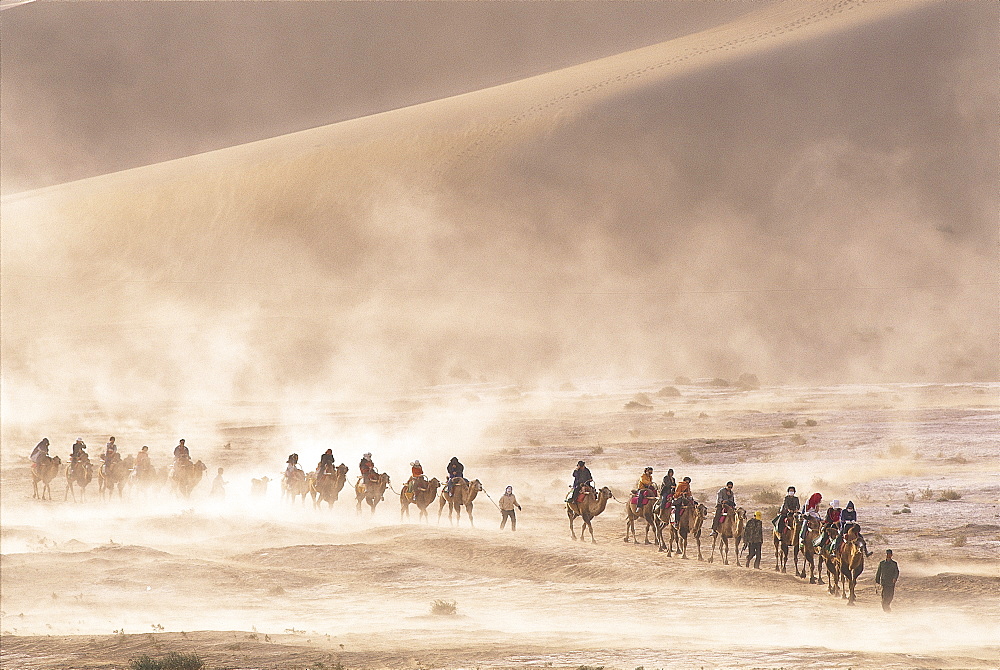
[2,0,996,423]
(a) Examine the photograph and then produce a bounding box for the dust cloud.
[1,2,999,668]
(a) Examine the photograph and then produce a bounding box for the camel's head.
[471,479,482,491]
[598,486,613,499]
[337,464,349,475]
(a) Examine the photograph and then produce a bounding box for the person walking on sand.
[499,486,521,531]
[744,511,764,569]
[211,467,227,498]
[875,549,899,612]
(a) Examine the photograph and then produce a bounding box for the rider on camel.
[284,453,304,482]
[135,446,152,475]
[30,438,50,474]
[672,476,693,523]
[446,457,465,496]
[101,437,120,475]
[71,438,89,464]
[173,439,191,466]
[800,491,823,543]
[634,467,656,507]
[711,481,736,536]
[836,500,873,556]
[659,468,677,507]
[316,449,335,476]
[773,486,800,527]
[406,460,426,498]
[359,453,378,483]
[569,460,594,502]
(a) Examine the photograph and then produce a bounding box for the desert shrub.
[662,411,675,418]
[698,412,709,418]
[901,507,912,514]
[674,376,691,385]
[781,419,797,429]
[528,439,541,447]
[709,378,731,387]
[129,652,204,670]
[804,419,818,427]
[938,489,962,501]
[678,446,699,464]
[656,386,681,397]
[431,599,457,616]
[812,477,831,490]
[919,487,935,500]
[624,401,651,410]
[952,534,967,547]
[591,445,604,455]
[737,373,760,390]
[905,491,916,503]
[791,435,807,445]
[633,393,653,405]
[752,489,783,505]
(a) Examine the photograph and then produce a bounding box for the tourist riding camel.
[30,438,50,473]
[445,456,465,496]
[836,501,873,556]
[711,481,736,536]
[659,468,676,508]
[316,449,335,476]
[70,438,88,464]
[825,500,842,526]
[173,439,191,466]
[406,460,426,500]
[135,446,152,474]
[569,460,594,503]
[672,476,693,522]
[800,491,822,542]
[773,486,800,527]
[359,453,379,483]
[101,437,119,476]
[284,453,304,483]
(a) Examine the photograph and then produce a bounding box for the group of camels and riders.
[30,437,207,501]
[281,452,483,523]
[567,462,873,604]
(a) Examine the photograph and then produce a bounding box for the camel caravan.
[26,438,876,605]
[583,466,875,604]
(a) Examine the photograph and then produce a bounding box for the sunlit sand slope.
[3,0,994,415]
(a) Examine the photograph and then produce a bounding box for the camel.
[171,459,207,498]
[400,477,441,522]
[836,524,866,604]
[773,512,799,573]
[437,478,482,526]
[797,516,824,584]
[250,476,270,497]
[130,461,159,494]
[311,464,349,509]
[666,500,708,560]
[624,488,658,544]
[355,472,390,514]
[819,525,841,596]
[31,455,62,500]
[709,505,746,566]
[282,470,310,504]
[98,455,131,500]
[566,486,612,543]
[653,500,678,554]
[64,459,93,502]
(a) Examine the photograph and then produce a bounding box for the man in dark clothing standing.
[875,549,899,612]
[744,511,764,569]
[570,460,593,502]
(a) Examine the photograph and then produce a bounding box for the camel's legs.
[465,503,474,527]
[568,510,578,540]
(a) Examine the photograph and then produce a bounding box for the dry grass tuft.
[431,599,457,616]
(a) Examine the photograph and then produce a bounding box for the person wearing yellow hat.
[744,510,764,569]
